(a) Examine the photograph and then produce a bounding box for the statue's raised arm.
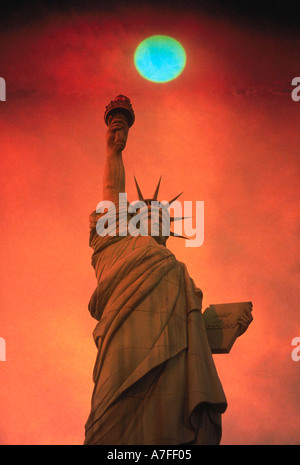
[102,95,135,204]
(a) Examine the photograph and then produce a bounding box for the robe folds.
[84,203,227,445]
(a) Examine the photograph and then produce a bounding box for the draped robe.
[84,203,227,445]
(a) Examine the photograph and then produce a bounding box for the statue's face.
[152,213,169,246]
[142,205,169,247]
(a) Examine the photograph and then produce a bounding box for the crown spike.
[170,216,192,222]
[152,176,162,201]
[134,176,145,201]
[168,192,183,205]
[170,231,189,239]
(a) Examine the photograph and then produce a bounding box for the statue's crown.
[133,176,188,240]
[104,95,135,127]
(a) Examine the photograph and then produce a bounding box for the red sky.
[1,1,300,445]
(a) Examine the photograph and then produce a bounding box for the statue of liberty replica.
[84,95,252,445]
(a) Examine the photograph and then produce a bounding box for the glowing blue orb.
[134,35,186,83]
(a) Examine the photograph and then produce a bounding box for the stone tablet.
[203,302,253,353]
